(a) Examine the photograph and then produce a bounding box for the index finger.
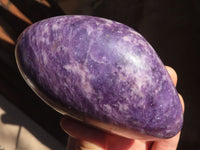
[165,66,178,86]
[165,66,184,112]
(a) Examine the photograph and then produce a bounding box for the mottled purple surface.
[16,15,183,138]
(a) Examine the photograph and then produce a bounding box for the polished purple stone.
[16,15,183,138]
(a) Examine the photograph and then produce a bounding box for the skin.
[60,66,184,150]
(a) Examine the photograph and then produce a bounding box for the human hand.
[60,66,184,150]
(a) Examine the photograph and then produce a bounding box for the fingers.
[151,132,181,150]
[60,116,107,150]
[124,140,149,150]
[67,137,105,150]
[66,137,78,150]
[106,133,135,150]
[151,66,184,150]
[78,140,106,150]
[178,93,185,113]
[165,66,177,86]
[61,117,138,150]
[165,66,185,113]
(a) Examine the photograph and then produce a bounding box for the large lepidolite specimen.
[16,15,183,138]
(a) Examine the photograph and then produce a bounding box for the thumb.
[60,116,107,150]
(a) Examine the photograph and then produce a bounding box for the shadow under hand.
[0,95,65,150]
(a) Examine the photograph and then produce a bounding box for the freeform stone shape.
[15,15,183,139]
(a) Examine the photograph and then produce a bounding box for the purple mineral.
[15,15,183,139]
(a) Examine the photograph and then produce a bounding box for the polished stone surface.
[16,15,183,138]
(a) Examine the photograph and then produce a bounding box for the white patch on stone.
[40,26,51,45]
[103,104,112,112]
[52,23,60,30]
[138,39,146,45]
[63,63,94,99]
[41,50,48,65]
[122,36,132,42]
[137,99,146,108]
[101,18,113,27]
[73,16,83,19]
[119,103,129,112]
[120,49,147,71]
[40,37,45,42]
[86,25,94,35]
[117,30,123,34]
[43,24,49,32]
